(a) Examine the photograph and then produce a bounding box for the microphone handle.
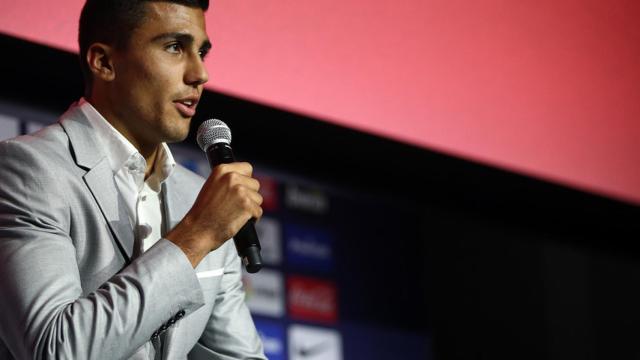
[206,142,263,273]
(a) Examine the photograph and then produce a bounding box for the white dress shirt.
[79,98,176,255]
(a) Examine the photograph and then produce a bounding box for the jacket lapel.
[162,173,189,234]
[59,104,135,261]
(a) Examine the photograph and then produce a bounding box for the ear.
[86,43,116,82]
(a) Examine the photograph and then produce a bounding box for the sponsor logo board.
[254,318,286,360]
[284,185,329,214]
[243,268,285,318]
[255,216,282,265]
[170,147,211,177]
[25,121,45,134]
[0,114,20,141]
[256,174,279,212]
[288,324,342,360]
[287,276,338,323]
[285,223,333,272]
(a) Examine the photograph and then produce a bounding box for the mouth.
[173,96,200,118]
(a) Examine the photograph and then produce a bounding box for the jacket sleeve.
[188,241,266,360]
[0,140,205,359]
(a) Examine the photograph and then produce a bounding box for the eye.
[166,42,183,54]
[198,49,210,60]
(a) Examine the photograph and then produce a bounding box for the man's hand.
[165,162,263,267]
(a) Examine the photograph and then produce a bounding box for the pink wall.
[1,0,639,204]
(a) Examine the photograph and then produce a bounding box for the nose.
[185,53,209,87]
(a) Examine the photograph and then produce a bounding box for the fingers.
[244,177,260,192]
[210,162,262,217]
[252,203,264,220]
[233,180,263,220]
[167,162,264,262]
[210,163,259,189]
[248,189,264,219]
[212,162,253,178]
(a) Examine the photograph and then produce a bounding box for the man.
[0,0,266,359]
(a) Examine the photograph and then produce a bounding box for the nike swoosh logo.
[297,341,328,357]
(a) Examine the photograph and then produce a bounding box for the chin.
[165,128,191,143]
[163,118,191,143]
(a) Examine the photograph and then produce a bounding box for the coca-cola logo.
[289,287,334,313]
[287,276,337,323]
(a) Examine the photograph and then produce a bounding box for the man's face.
[108,2,210,149]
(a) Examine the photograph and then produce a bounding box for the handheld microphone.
[196,119,263,273]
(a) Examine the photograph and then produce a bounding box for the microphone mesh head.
[197,119,232,151]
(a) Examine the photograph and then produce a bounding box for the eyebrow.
[151,32,212,52]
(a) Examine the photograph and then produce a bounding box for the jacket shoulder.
[0,123,72,169]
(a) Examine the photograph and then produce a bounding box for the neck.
[144,147,160,179]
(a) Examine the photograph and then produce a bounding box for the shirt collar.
[146,143,176,192]
[79,98,176,191]
[79,98,139,173]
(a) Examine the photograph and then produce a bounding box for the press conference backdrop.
[0,100,432,360]
[3,33,640,359]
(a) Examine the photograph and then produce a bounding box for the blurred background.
[1,1,640,359]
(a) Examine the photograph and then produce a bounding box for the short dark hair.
[78,0,209,92]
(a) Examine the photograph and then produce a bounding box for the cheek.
[122,56,168,92]
[115,55,182,120]
[146,66,180,108]
[115,69,152,108]
[129,71,170,116]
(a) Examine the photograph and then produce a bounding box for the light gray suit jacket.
[0,104,266,359]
